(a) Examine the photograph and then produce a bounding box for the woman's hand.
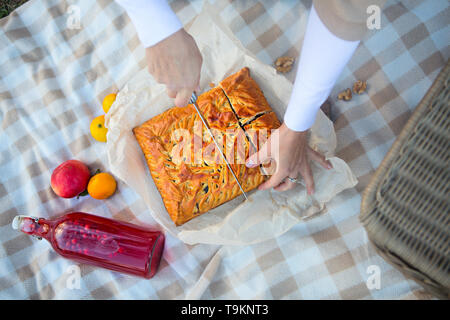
[146,28,203,107]
[245,123,332,194]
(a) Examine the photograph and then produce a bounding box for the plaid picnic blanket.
[0,0,448,299]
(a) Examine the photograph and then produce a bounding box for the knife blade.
[189,92,249,200]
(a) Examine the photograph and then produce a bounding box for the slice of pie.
[133,67,280,226]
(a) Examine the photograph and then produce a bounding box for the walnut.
[337,88,352,101]
[353,80,367,94]
[274,56,295,73]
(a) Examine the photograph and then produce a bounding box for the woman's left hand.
[245,122,332,194]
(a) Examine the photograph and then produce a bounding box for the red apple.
[51,160,90,198]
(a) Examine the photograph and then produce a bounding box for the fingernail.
[246,160,256,168]
[327,162,333,169]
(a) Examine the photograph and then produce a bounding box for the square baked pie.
[133,67,281,226]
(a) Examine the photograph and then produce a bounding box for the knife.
[189,92,249,200]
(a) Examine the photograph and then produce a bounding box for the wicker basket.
[360,60,450,299]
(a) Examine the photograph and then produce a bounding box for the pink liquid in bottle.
[12,212,165,279]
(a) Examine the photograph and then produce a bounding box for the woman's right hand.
[145,28,203,108]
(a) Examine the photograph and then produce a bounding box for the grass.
[0,0,28,18]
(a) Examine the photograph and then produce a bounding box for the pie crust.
[133,67,280,226]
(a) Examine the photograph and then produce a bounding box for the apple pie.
[133,67,281,226]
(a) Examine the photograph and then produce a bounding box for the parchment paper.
[105,3,357,245]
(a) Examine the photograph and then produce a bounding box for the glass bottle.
[12,212,165,279]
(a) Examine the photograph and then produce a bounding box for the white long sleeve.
[117,1,358,131]
[284,5,360,132]
[116,0,183,48]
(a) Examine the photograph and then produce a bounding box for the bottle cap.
[11,215,31,230]
[12,216,43,239]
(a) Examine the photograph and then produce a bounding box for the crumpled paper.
[105,3,357,245]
